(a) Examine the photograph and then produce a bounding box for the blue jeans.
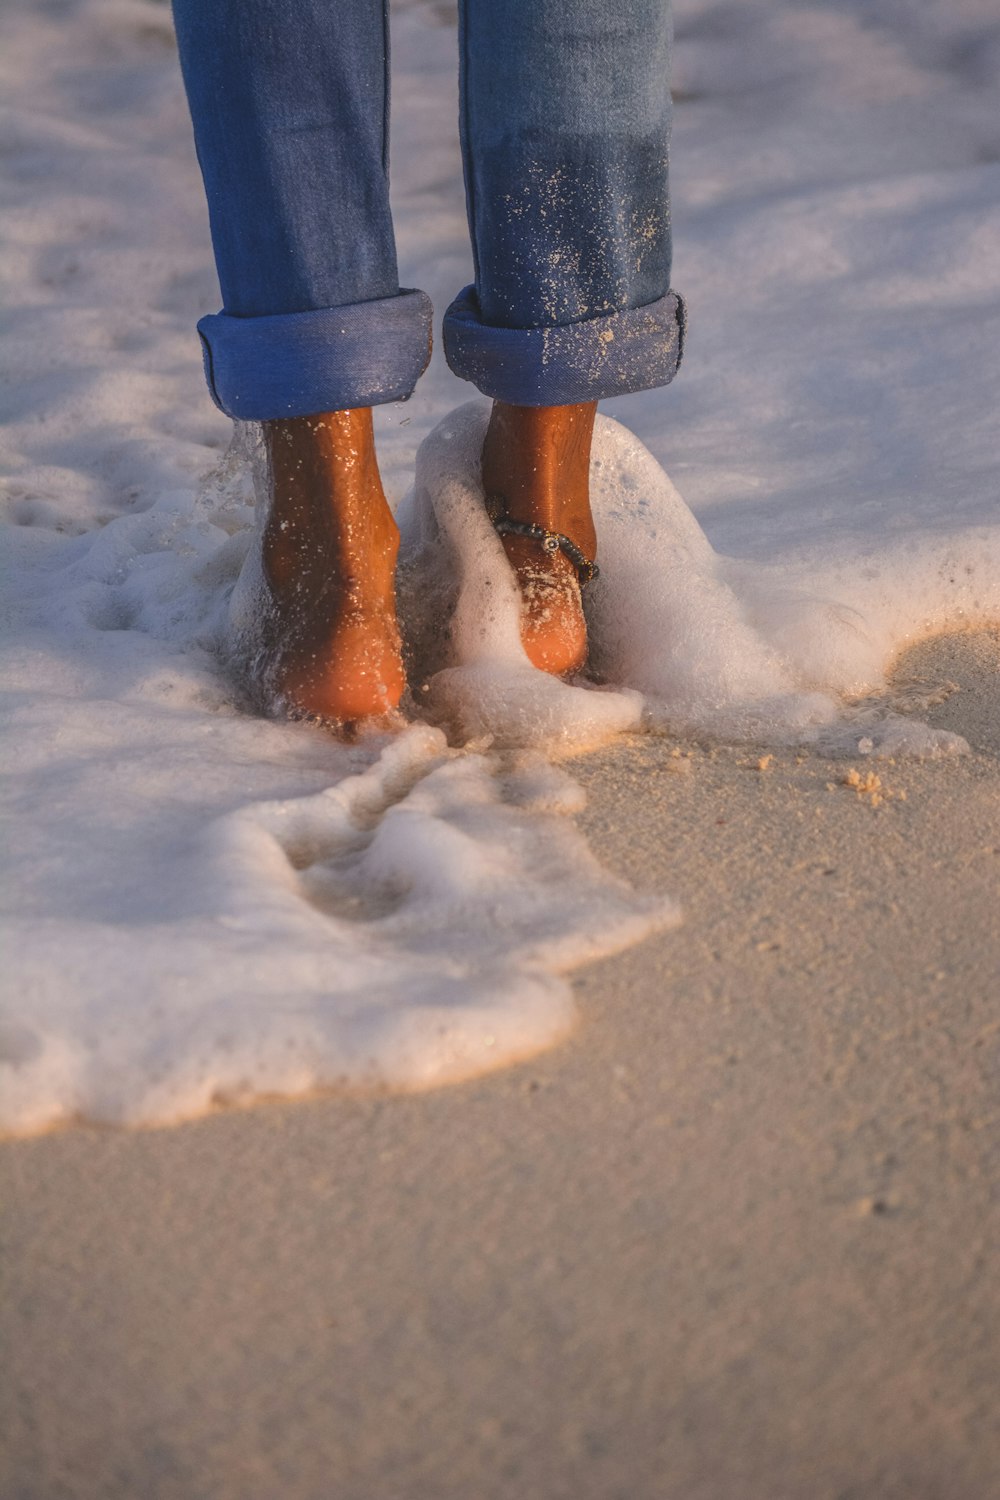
[172,0,684,420]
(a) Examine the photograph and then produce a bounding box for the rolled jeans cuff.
[442,286,686,406]
[196,289,434,420]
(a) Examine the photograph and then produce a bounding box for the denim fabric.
[173,0,397,317]
[444,287,685,406]
[172,0,680,417]
[198,292,433,420]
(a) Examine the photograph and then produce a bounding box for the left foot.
[480,400,598,676]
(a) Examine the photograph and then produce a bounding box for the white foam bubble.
[1,705,678,1131]
[396,408,644,753]
[400,402,995,757]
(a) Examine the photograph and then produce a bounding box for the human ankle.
[262,408,399,602]
[482,400,597,551]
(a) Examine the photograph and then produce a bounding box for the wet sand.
[2,629,998,1500]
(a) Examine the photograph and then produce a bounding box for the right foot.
[255,409,405,724]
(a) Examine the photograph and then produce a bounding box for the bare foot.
[256,409,405,723]
[480,400,598,676]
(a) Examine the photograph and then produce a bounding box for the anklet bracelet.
[485,495,600,585]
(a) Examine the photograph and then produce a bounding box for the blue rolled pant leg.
[444,0,683,406]
[444,286,684,407]
[172,0,431,418]
[196,293,433,421]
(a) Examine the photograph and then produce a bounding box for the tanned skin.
[257,400,598,722]
[260,409,405,724]
[481,399,597,678]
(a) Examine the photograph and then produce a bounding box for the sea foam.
[400,402,993,757]
[3,0,999,1134]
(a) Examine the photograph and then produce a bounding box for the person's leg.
[172,0,431,719]
[448,0,683,675]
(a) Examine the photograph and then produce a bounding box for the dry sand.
[2,629,998,1500]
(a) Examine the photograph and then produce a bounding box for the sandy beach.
[3,629,998,1500]
[3,0,1000,1490]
